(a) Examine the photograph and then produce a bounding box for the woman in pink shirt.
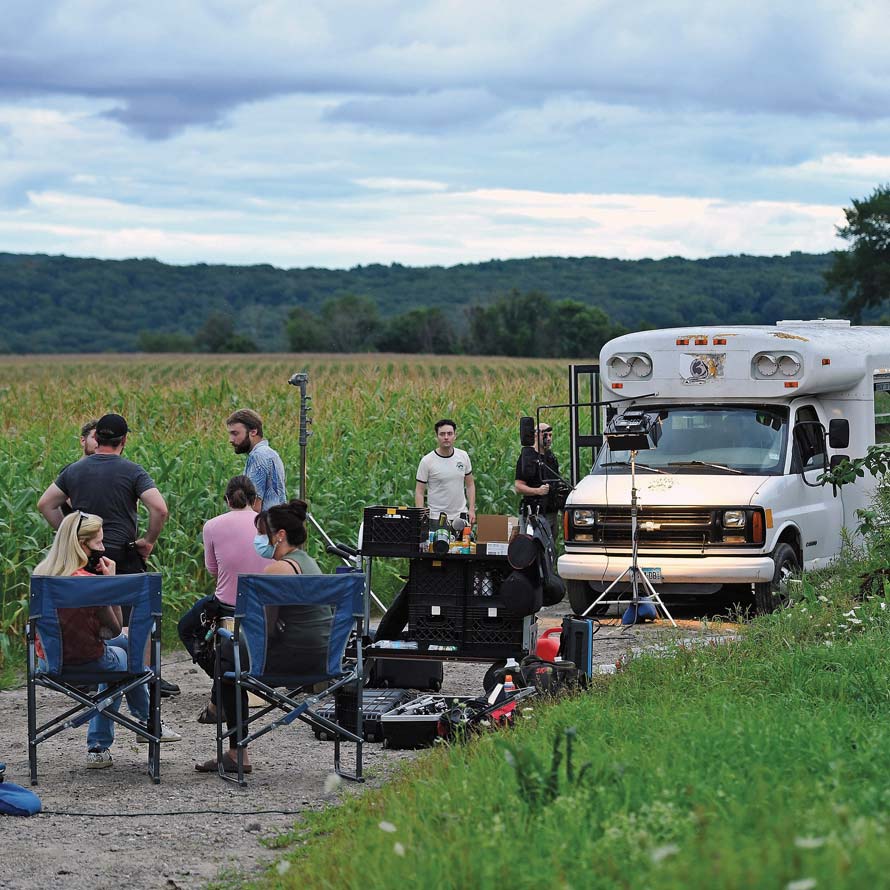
[177,475,271,722]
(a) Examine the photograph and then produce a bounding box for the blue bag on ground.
[0,762,42,816]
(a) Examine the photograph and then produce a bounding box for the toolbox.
[312,687,413,742]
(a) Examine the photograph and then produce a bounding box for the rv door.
[790,404,843,569]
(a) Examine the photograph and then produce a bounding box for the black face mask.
[85,549,105,574]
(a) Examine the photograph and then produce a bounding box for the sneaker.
[138,721,183,743]
[86,749,113,769]
[159,679,181,698]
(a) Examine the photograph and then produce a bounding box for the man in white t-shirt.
[415,418,476,524]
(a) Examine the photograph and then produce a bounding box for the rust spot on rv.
[772,332,809,341]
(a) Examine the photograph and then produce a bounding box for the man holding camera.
[514,423,561,541]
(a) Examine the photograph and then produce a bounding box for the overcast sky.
[2,0,889,269]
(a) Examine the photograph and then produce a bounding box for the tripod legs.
[580,566,676,627]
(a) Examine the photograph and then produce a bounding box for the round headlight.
[629,355,652,378]
[609,357,631,378]
[755,354,778,377]
[778,354,801,377]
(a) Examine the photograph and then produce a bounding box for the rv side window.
[874,374,890,443]
[793,406,825,471]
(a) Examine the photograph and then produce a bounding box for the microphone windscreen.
[519,416,536,447]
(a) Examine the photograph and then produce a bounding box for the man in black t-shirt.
[38,413,169,574]
[37,413,177,696]
[514,423,561,541]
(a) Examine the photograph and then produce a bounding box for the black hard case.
[313,687,413,742]
[369,657,443,692]
[559,616,596,679]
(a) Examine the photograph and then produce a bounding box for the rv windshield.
[594,405,789,475]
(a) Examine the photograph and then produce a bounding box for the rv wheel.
[567,580,608,617]
[754,544,799,614]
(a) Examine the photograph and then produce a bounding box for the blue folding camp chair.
[26,573,164,785]
[214,572,366,787]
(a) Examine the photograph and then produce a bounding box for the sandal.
[194,755,252,774]
[196,703,219,725]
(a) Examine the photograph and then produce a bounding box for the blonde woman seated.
[33,511,181,770]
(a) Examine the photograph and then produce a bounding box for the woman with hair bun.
[196,499,329,775]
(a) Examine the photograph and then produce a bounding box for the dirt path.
[0,611,735,890]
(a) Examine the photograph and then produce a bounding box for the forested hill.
[0,250,842,354]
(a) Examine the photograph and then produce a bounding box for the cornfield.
[0,353,576,666]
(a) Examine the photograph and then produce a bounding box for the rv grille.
[594,506,715,547]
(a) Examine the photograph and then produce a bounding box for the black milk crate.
[461,607,537,658]
[313,687,413,742]
[408,601,464,645]
[361,505,430,557]
[468,560,512,598]
[407,557,467,600]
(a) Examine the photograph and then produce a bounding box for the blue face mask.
[253,534,275,560]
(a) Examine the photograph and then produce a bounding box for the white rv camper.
[558,320,890,613]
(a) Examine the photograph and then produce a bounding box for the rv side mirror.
[828,418,850,449]
[829,454,848,471]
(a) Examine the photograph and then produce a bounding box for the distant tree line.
[137,290,626,358]
[0,250,853,355]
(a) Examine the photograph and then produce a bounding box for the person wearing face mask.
[177,475,273,723]
[196,499,326,775]
[33,511,181,769]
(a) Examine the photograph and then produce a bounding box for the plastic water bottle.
[492,674,518,723]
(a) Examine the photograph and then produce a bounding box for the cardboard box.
[476,514,510,543]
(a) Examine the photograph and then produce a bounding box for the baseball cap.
[96,413,129,438]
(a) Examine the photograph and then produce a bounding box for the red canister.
[536,627,562,662]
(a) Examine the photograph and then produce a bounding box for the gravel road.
[0,607,734,890]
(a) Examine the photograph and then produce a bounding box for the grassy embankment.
[0,354,575,675]
[249,551,890,890]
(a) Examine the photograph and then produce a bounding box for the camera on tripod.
[604,409,661,451]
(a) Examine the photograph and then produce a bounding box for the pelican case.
[381,694,476,749]
[313,687,413,742]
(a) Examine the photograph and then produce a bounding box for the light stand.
[580,413,676,628]
[288,372,385,623]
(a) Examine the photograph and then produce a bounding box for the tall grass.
[0,354,571,665]
[255,573,890,890]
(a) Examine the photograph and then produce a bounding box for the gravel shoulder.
[0,607,736,890]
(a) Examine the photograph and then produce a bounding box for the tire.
[754,543,799,614]
[567,579,608,616]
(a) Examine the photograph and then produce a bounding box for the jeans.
[84,634,149,751]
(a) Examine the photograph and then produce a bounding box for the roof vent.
[776,319,851,328]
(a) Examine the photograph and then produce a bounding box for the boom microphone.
[519,416,536,447]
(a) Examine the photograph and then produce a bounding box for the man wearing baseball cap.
[39,414,169,575]
[37,413,179,702]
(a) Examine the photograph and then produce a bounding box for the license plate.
[641,567,662,584]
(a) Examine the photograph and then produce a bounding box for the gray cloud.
[325,88,501,132]
[1,1,888,141]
